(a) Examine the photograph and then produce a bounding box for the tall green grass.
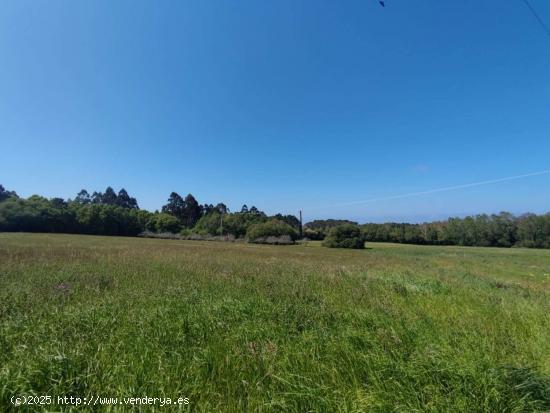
[1,233,549,412]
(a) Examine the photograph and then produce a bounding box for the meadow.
[1,233,549,412]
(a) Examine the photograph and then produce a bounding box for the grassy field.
[1,233,549,412]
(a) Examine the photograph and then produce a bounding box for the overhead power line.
[522,0,550,39]
[305,169,550,211]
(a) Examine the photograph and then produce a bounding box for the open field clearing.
[1,233,549,412]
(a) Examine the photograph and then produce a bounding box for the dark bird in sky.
[379,1,385,7]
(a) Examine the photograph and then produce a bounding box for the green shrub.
[223,213,266,238]
[180,228,192,237]
[304,219,358,240]
[192,212,222,235]
[303,228,324,240]
[246,219,298,243]
[322,224,364,249]
[146,213,181,233]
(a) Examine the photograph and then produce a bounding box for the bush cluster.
[322,224,364,249]
[246,220,298,244]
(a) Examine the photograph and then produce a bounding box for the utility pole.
[220,211,223,236]
[299,210,303,239]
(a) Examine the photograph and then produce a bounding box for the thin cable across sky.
[522,0,550,39]
[307,169,550,211]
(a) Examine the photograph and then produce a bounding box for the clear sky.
[1,0,549,223]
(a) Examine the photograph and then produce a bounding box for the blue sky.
[1,0,549,223]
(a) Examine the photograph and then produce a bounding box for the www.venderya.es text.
[11,395,190,407]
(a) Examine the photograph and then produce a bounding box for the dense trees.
[246,220,298,244]
[272,214,301,230]
[77,187,138,209]
[72,204,143,236]
[75,189,91,204]
[0,185,302,241]
[322,224,364,249]
[304,214,550,249]
[359,212,550,248]
[183,194,201,228]
[161,192,201,227]
[220,210,266,238]
[215,203,229,214]
[146,213,181,233]
[0,196,74,233]
[161,192,185,218]
[303,219,359,240]
[0,195,143,235]
[0,187,144,236]
[516,214,550,248]
[186,202,267,238]
[116,189,139,209]
[1,183,550,249]
[193,211,223,235]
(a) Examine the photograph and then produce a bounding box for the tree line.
[1,184,549,248]
[0,185,300,241]
[307,212,550,249]
[361,213,550,248]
